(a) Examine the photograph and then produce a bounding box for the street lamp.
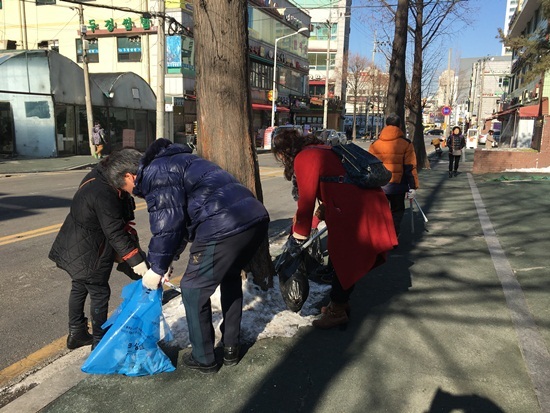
[271,27,308,128]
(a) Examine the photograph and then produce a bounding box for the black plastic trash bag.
[274,243,309,313]
[278,263,310,313]
[304,228,325,274]
[81,279,175,376]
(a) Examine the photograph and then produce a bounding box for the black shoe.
[223,346,240,366]
[66,328,93,350]
[183,353,218,374]
[448,171,453,178]
[453,171,458,177]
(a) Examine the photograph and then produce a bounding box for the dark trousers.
[180,222,269,365]
[68,279,110,339]
[330,274,355,304]
[449,154,461,172]
[386,192,406,237]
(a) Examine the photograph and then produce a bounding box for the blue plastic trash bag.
[81,279,176,376]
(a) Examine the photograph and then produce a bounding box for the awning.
[252,103,273,111]
[492,107,517,119]
[519,104,540,118]
[309,80,325,86]
[251,103,290,112]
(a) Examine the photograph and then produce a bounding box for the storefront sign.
[88,17,152,33]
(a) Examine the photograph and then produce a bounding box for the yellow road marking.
[0,202,148,246]
[0,336,67,388]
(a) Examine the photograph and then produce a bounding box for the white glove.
[406,189,416,199]
[131,261,148,276]
[142,268,163,290]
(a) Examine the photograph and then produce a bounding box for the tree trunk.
[385,0,409,131]
[193,0,274,289]
[409,0,429,169]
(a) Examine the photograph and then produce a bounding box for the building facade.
[473,0,550,173]
[502,0,519,55]
[0,0,311,154]
[293,0,352,131]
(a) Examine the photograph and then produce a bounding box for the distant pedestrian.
[49,149,149,350]
[446,126,466,177]
[368,113,419,239]
[121,138,270,373]
[485,129,496,149]
[271,129,397,330]
[431,137,443,157]
[92,121,106,159]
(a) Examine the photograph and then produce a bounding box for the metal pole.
[156,1,165,140]
[323,21,331,129]
[410,199,415,234]
[20,0,28,49]
[444,48,451,137]
[78,5,95,157]
[270,39,278,128]
[413,198,428,223]
[478,59,486,130]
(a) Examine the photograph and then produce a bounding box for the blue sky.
[348,0,507,66]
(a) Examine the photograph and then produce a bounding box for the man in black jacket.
[49,149,148,349]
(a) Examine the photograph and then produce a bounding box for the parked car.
[336,132,348,144]
[316,129,341,145]
[423,123,437,133]
[424,129,445,137]
[273,124,303,139]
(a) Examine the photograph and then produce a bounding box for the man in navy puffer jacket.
[118,139,269,373]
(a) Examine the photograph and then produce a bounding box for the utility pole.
[444,48,451,137]
[142,0,151,84]
[156,1,165,139]
[78,5,95,157]
[323,19,332,129]
[478,59,486,130]
[19,0,28,49]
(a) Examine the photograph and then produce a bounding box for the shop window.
[308,52,335,71]
[76,38,99,63]
[117,36,141,62]
[250,61,272,90]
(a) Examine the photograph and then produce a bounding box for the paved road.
[2,145,550,413]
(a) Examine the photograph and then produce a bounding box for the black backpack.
[320,142,392,189]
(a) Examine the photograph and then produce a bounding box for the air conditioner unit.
[0,40,17,50]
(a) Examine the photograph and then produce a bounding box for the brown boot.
[312,302,349,329]
[321,301,350,316]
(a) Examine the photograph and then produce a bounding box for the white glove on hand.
[131,261,148,276]
[406,189,416,200]
[142,268,163,290]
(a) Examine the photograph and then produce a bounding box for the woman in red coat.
[272,130,397,329]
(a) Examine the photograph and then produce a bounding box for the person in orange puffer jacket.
[368,114,419,238]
